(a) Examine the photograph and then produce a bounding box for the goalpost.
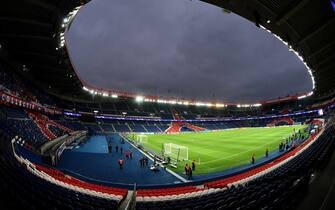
[163,143,188,162]
[136,134,148,144]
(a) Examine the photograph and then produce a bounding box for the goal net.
[136,134,148,144]
[164,143,188,161]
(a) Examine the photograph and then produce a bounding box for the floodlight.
[135,96,144,102]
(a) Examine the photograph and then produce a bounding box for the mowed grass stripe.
[132,126,306,174]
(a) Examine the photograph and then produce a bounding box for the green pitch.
[129,125,307,174]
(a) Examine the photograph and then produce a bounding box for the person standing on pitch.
[188,168,193,180]
[251,154,256,164]
[265,149,269,158]
[192,160,196,171]
[185,164,189,175]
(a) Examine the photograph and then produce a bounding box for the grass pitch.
[130,125,306,174]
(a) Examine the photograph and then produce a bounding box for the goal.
[164,143,188,161]
[136,134,148,144]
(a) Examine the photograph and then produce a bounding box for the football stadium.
[1,0,335,210]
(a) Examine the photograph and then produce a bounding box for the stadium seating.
[85,124,103,133]
[58,119,87,131]
[0,64,56,106]
[33,164,127,198]
[165,110,207,133]
[49,125,67,137]
[0,106,74,149]
[27,111,72,140]
[1,118,48,148]
[144,125,162,133]
[267,117,295,127]
[1,105,28,119]
[165,122,206,133]
[0,131,123,210]
[137,186,205,197]
[113,124,131,132]
[129,124,147,132]
[101,124,116,132]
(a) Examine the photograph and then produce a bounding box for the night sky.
[66,0,312,103]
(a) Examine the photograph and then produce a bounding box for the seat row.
[33,163,128,198]
[137,186,205,197]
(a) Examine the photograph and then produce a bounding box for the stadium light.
[195,102,205,107]
[318,109,324,116]
[288,45,294,52]
[135,96,144,102]
[145,98,156,102]
[111,94,118,98]
[58,6,82,49]
[259,24,316,94]
[236,103,262,108]
[298,91,313,100]
[206,103,213,107]
[183,101,190,105]
[215,103,226,108]
[157,99,166,104]
[298,95,307,100]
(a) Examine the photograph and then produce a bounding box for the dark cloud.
[66,0,312,103]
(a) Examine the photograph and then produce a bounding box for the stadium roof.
[0,0,334,103]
